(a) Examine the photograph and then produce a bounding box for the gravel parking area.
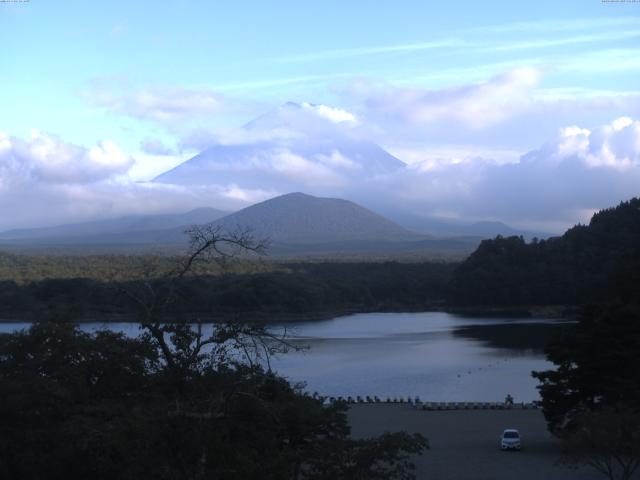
[348,404,604,480]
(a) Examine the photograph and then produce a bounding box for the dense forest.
[0,261,454,321]
[1,197,640,321]
[448,198,640,306]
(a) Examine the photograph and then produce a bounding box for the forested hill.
[447,197,640,306]
[211,192,420,243]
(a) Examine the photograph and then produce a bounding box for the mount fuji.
[153,102,405,191]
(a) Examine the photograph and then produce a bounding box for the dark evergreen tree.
[449,197,640,306]
[533,303,640,432]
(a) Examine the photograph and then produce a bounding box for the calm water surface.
[0,312,569,402]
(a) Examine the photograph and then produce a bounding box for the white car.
[500,429,521,450]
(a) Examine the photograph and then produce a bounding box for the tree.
[533,303,640,480]
[0,223,428,479]
[533,303,640,432]
[447,197,640,307]
[116,224,270,371]
[560,407,640,480]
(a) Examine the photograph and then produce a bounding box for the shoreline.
[0,304,576,324]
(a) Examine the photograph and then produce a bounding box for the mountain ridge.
[0,192,482,257]
[0,207,228,241]
[210,192,422,244]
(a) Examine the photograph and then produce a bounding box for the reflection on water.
[0,312,569,402]
[268,312,568,402]
[453,322,572,353]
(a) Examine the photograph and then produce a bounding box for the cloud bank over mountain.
[0,131,133,184]
[153,103,640,232]
[368,116,640,231]
[347,67,542,131]
[0,131,262,230]
[154,102,405,193]
[1,93,639,233]
[336,68,640,156]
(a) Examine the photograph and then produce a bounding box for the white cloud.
[347,68,541,132]
[245,101,361,136]
[386,145,522,167]
[153,102,402,196]
[0,175,261,232]
[177,101,363,153]
[82,79,232,124]
[156,110,640,232]
[271,17,640,63]
[358,117,640,230]
[301,102,358,124]
[0,131,257,230]
[3,107,640,234]
[221,184,277,203]
[0,131,133,185]
[315,150,362,170]
[533,117,640,170]
[338,67,640,155]
[273,39,465,63]
[126,152,192,182]
[612,117,633,130]
[130,87,222,122]
[269,150,348,186]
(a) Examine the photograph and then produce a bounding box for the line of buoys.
[413,401,539,410]
[310,393,539,410]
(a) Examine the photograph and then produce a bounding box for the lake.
[0,312,569,402]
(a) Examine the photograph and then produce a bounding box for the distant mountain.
[432,219,552,240]
[203,193,483,256]
[369,207,554,239]
[148,102,548,245]
[0,193,481,257]
[462,221,543,239]
[0,207,228,243]
[211,192,419,244]
[154,102,405,188]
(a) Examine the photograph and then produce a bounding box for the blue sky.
[3,1,638,146]
[1,1,640,230]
